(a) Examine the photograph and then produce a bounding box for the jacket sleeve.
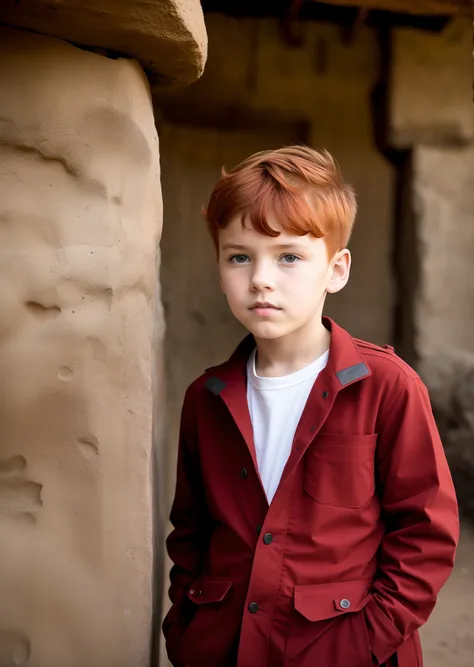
[364,376,459,665]
[163,386,212,637]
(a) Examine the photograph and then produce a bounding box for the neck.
[254,317,331,377]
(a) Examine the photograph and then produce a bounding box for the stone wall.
[390,18,473,147]
[0,0,207,86]
[400,144,474,522]
[0,26,161,667]
[0,1,207,664]
[413,145,474,359]
[389,18,474,520]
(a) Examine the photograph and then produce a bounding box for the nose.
[250,260,275,292]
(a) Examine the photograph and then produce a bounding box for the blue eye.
[229,254,250,264]
[280,254,300,264]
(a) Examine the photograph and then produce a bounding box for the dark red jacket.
[163,318,459,667]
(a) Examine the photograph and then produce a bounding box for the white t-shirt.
[246,347,329,504]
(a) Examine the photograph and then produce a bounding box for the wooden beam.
[313,0,471,17]
[343,6,370,43]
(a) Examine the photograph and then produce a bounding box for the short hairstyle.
[203,145,357,258]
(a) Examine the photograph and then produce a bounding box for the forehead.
[218,214,316,248]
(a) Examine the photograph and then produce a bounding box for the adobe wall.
[0,0,207,86]
[389,18,474,521]
[413,145,474,359]
[390,18,472,147]
[0,26,161,667]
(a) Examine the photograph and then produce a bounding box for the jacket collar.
[205,317,371,394]
[204,317,372,506]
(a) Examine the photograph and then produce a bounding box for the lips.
[250,302,280,310]
[249,302,282,317]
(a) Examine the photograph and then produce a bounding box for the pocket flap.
[294,579,371,622]
[312,433,377,462]
[186,577,233,605]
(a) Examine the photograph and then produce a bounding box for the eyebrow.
[220,243,309,251]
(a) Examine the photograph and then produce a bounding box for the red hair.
[203,145,357,258]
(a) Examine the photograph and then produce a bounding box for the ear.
[327,249,351,294]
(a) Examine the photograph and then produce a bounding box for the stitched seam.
[357,349,417,379]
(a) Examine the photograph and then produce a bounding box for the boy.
[163,146,459,667]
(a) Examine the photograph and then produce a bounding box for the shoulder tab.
[354,338,395,354]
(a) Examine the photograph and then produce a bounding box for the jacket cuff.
[364,596,404,665]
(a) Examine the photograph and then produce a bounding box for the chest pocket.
[304,433,377,508]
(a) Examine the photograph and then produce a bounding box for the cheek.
[282,267,327,299]
[219,269,245,299]
[282,265,323,287]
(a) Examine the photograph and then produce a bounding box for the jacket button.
[263,533,273,545]
[248,602,259,614]
[189,589,202,597]
[241,468,248,479]
[340,598,351,609]
[322,390,329,399]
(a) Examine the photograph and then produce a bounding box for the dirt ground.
[420,522,474,667]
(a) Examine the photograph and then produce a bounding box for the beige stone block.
[406,144,474,517]
[0,0,207,86]
[390,18,473,147]
[412,144,474,359]
[0,26,162,667]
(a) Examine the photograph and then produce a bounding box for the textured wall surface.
[409,145,474,523]
[0,0,207,86]
[413,145,474,359]
[0,26,161,667]
[391,18,473,147]
[387,16,474,528]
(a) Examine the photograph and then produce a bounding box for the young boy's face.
[218,214,350,342]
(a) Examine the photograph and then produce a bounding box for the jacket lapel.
[204,319,372,504]
[276,318,372,494]
[204,335,267,500]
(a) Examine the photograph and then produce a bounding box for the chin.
[246,322,288,340]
